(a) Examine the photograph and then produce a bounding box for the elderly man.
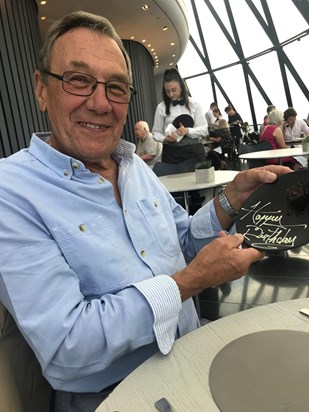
[0,10,290,412]
[134,120,162,168]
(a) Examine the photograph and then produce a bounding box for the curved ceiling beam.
[36,0,189,74]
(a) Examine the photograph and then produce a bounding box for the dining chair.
[153,156,206,213]
[238,140,273,168]
[0,301,53,412]
[152,157,199,176]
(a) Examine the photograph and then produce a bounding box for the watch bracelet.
[218,190,238,218]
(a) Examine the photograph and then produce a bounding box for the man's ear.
[34,70,47,112]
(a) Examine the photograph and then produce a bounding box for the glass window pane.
[267,0,308,41]
[185,75,212,115]
[179,0,309,127]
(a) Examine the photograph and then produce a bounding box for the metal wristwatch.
[218,190,238,218]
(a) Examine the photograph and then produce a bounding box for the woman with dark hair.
[224,104,243,151]
[152,68,207,163]
[207,119,233,169]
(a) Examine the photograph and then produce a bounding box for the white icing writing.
[240,201,307,249]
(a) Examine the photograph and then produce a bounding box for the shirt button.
[124,210,128,217]
[79,224,87,232]
[140,250,146,257]
[154,201,158,208]
[63,170,70,176]
[72,162,79,169]
[97,177,105,184]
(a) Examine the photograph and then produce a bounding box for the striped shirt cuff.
[133,275,182,354]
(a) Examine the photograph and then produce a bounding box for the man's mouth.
[79,122,108,130]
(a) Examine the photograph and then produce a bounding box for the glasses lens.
[106,81,132,103]
[62,72,95,96]
[61,71,135,102]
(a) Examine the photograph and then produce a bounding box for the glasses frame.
[43,71,136,104]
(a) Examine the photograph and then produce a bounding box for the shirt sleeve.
[144,135,158,155]
[187,100,208,138]
[178,198,236,262]
[152,104,166,142]
[133,275,182,354]
[205,110,217,128]
[300,119,309,135]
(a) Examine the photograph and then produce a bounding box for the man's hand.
[214,165,292,228]
[224,165,292,212]
[172,232,263,301]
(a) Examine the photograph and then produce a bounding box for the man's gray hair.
[38,11,132,83]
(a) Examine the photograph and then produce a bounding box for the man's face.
[164,80,182,101]
[134,125,146,141]
[35,28,129,166]
[286,116,296,127]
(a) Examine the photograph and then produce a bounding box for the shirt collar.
[29,133,135,178]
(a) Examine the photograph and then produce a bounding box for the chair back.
[153,157,199,176]
[238,140,273,168]
[0,301,52,412]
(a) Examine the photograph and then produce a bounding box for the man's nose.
[86,83,112,111]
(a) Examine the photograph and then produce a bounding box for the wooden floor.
[199,244,309,321]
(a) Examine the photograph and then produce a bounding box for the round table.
[158,170,239,192]
[238,147,309,165]
[96,298,309,412]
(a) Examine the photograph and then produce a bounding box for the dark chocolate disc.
[236,170,309,250]
[172,114,194,129]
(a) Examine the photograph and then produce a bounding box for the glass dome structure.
[177,0,309,129]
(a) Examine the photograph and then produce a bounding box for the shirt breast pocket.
[51,215,132,295]
[137,198,181,257]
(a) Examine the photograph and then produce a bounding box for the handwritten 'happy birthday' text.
[240,201,307,249]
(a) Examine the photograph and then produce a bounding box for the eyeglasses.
[44,71,136,104]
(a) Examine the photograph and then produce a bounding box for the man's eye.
[69,75,91,85]
[107,83,128,95]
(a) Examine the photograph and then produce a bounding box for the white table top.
[285,138,304,145]
[97,298,309,412]
[158,170,239,193]
[238,147,309,160]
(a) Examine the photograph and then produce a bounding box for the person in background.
[259,109,301,169]
[224,104,243,151]
[282,107,309,142]
[259,105,276,134]
[0,11,291,412]
[267,104,276,113]
[207,119,234,169]
[205,102,219,134]
[152,68,207,163]
[216,118,234,159]
[212,108,224,129]
[134,120,162,169]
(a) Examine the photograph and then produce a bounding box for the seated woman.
[259,109,301,170]
[207,119,234,169]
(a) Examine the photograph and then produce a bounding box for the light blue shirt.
[0,133,225,392]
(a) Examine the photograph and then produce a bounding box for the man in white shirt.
[205,102,218,132]
[283,107,309,141]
